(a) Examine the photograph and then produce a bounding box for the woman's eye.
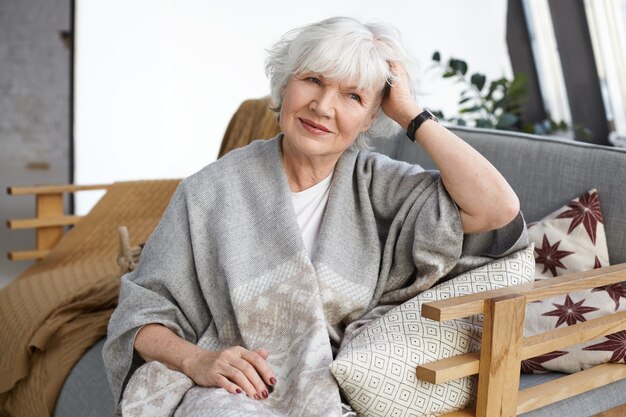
[349,93,362,103]
[306,77,322,85]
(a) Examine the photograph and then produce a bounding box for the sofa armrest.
[422,263,626,321]
[418,263,626,417]
[6,183,111,261]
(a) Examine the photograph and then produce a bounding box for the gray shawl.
[103,135,526,416]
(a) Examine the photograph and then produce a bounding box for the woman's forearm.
[134,323,204,374]
[382,64,519,233]
[412,119,520,233]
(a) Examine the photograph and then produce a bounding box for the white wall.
[75,0,511,213]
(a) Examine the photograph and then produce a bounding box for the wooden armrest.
[7,183,110,196]
[7,215,83,229]
[6,183,112,261]
[422,263,626,321]
[516,363,626,414]
[440,364,626,417]
[421,264,626,417]
[7,249,50,261]
[417,309,626,384]
[524,308,626,359]
[416,352,480,384]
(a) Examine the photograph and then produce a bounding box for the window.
[584,0,626,147]
[522,0,573,128]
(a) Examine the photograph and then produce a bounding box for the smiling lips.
[299,118,331,134]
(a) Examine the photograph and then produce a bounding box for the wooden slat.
[593,402,626,417]
[439,408,475,417]
[7,215,83,230]
[7,249,51,261]
[416,310,626,384]
[522,309,626,360]
[416,352,480,384]
[422,264,626,321]
[6,183,111,262]
[517,363,626,414]
[475,294,526,417]
[36,193,64,251]
[7,183,110,196]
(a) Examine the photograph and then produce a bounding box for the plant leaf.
[449,58,468,75]
[459,105,481,114]
[470,73,486,92]
[496,112,519,129]
[476,119,493,128]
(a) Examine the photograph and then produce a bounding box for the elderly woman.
[104,16,526,417]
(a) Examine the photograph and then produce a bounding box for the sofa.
[3,99,626,417]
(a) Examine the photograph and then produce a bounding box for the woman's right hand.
[134,324,276,400]
[182,345,277,400]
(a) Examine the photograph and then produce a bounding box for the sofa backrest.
[371,126,626,265]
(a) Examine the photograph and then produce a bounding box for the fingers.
[380,61,420,127]
[222,363,264,399]
[213,374,243,395]
[242,349,277,388]
[255,348,269,360]
[218,347,276,400]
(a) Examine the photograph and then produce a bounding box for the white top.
[291,173,333,259]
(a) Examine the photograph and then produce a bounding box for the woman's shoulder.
[180,136,280,196]
[183,136,281,187]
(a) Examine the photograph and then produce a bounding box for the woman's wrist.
[180,344,212,377]
[393,104,422,131]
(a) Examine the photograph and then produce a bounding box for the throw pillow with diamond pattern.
[523,189,626,373]
[330,246,535,417]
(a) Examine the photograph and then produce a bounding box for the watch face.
[424,109,438,123]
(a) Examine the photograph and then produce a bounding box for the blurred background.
[2,0,626,287]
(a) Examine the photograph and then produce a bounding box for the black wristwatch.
[406,109,438,142]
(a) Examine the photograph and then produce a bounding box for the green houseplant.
[430,51,589,137]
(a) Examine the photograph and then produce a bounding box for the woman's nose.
[310,89,335,118]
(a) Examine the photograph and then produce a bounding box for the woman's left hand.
[381,62,421,130]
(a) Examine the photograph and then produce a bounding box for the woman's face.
[280,73,378,160]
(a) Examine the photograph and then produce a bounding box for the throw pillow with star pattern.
[523,189,626,373]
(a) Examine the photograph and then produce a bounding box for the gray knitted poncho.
[103,135,526,416]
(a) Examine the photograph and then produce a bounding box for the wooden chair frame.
[420,264,626,416]
[6,183,110,261]
[6,184,626,416]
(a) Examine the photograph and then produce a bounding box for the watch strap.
[406,109,438,141]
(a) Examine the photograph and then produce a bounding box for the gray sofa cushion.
[54,338,115,417]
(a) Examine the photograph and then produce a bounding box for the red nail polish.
[254,394,260,400]
[236,388,242,394]
[270,377,277,385]
[262,390,269,399]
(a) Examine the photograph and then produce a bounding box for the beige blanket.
[0,180,179,417]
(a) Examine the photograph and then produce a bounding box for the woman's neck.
[281,139,339,192]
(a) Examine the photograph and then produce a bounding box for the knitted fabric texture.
[0,180,180,417]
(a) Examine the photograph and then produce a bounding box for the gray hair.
[265,16,419,150]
